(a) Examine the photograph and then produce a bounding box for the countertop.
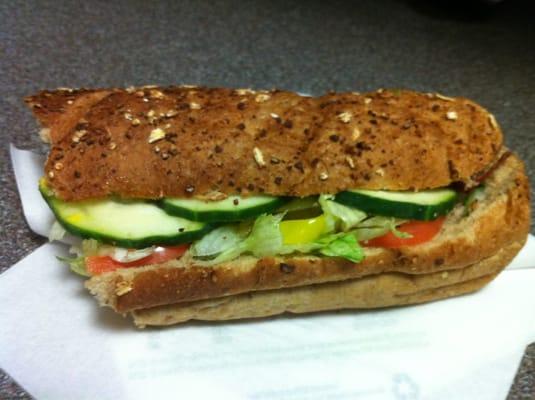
[0,0,533,398]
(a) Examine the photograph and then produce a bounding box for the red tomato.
[86,244,189,275]
[85,256,118,275]
[364,218,445,248]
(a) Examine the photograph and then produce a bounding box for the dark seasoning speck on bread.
[26,86,503,201]
[25,85,530,326]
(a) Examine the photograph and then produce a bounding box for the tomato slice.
[364,218,445,248]
[85,256,119,275]
[86,244,189,275]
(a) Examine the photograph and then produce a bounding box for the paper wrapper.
[1,145,534,400]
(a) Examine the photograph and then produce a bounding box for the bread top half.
[26,86,503,201]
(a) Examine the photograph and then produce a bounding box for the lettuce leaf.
[108,247,155,263]
[191,198,412,265]
[48,221,66,242]
[192,214,285,264]
[283,232,364,262]
[351,216,410,241]
[82,239,100,256]
[191,225,245,258]
[243,213,285,256]
[56,239,97,276]
[56,255,89,277]
[193,213,365,264]
[318,195,407,241]
[319,195,367,231]
[318,234,364,262]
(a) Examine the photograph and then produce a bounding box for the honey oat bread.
[85,152,530,313]
[26,86,502,200]
[28,85,529,327]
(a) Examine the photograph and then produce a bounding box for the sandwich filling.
[41,179,484,277]
[28,88,504,278]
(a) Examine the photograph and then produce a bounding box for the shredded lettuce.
[243,213,284,256]
[48,221,67,242]
[108,247,154,263]
[54,197,411,270]
[82,239,100,256]
[351,216,410,241]
[192,225,246,258]
[193,214,285,264]
[70,239,153,262]
[318,196,408,241]
[390,224,412,239]
[56,255,89,277]
[193,213,365,264]
[281,232,364,262]
[319,195,367,231]
[58,239,155,276]
[317,234,364,262]
[57,239,101,276]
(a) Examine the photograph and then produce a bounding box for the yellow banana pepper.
[279,214,326,245]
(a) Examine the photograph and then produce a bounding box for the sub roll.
[26,86,530,327]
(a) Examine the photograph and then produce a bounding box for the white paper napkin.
[9,145,79,244]
[2,146,534,400]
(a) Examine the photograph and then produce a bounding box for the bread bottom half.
[132,237,524,327]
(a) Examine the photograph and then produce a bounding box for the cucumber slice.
[334,188,458,221]
[40,181,211,248]
[160,195,289,222]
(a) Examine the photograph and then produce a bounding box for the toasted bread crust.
[27,86,502,200]
[86,153,530,313]
[131,237,521,326]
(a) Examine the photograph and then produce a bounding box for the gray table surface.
[1,0,534,398]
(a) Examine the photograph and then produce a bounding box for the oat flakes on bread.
[26,87,502,200]
[26,86,530,327]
